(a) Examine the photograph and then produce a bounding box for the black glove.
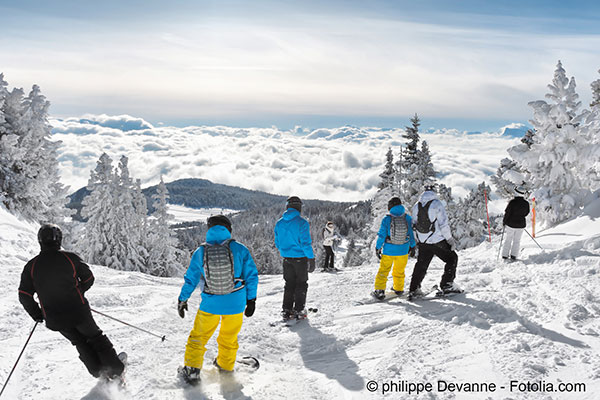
[34,315,44,323]
[409,246,416,258]
[177,299,188,319]
[308,258,316,273]
[245,299,256,317]
[375,248,382,259]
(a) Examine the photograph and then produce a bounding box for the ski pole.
[524,229,543,250]
[0,322,38,398]
[91,308,166,342]
[496,225,505,260]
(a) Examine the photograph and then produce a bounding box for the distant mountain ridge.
[67,178,288,221]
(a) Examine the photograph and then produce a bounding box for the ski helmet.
[387,197,402,210]
[514,185,526,195]
[207,215,232,233]
[286,196,303,212]
[38,224,62,247]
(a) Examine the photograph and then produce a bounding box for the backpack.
[202,239,245,295]
[415,200,437,235]
[386,215,409,245]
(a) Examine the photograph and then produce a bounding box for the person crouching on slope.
[177,215,259,385]
[274,196,316,321]
[18,224,125,380]
[501,185,530,261]
[372,197,416,300]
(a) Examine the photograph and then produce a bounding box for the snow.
[167,205,239,224]
[2,204,600,399]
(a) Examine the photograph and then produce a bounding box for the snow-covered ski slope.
[2,204,600,400]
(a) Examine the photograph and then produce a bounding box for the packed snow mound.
[1,207,600,399]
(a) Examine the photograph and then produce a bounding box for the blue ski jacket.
[376,205,416,256]
[274,208,315,259]
[178,225,259,315]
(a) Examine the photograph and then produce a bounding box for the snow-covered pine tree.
[403,114,420,166]
[79,153,118,267]
[0,78,69,223]
[378,147,395,191]
[146,177,184,276]
[509,60,590,225]
[590,68,600,108]
[491,158,525,199]
[452,182,492,250]
[521,129,535,148]
[111,156,145,272]
[579,68,600,191]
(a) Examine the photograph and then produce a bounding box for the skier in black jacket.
[501,186,530,260]
[18,224,125,379]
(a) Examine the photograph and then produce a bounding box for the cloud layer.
[52,114,520,205]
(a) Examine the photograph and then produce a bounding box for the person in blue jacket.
[274,196,315,320]
[372,197,416,300]
[177,215,259,385]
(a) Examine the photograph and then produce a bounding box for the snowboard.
[409,285,465,301]
[353,290,406,306]
[178,356,260,386]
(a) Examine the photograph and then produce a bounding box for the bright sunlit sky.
[2,0,600,131]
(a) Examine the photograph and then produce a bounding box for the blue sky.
[2,0,600,131]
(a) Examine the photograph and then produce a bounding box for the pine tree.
[452,182,492,250]
[0,78,69,222]
[491,158,525,199]
[79,153,118,267]
[378,147,395,190]
[510,60,590,225]
[146,177,183,276]
[402,114,420,166]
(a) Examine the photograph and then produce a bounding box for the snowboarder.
[372,197,416,299]
[177,215,258,385]
[274,196,316,320]
[322,221,340,272]
[501,185,530,260]
[408,185,461,298]
[18,224,125,380]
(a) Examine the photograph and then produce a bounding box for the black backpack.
[415,200,437,235]
[202,239,245,295]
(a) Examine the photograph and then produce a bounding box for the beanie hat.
[387,197,402,211]
[207,215,232,233]
[286,196,303,212]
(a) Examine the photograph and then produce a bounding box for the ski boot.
[407,288,425,301]
[178,366,201,386]
[440,282,463,295]
[371,289,385,300]
[295,309,308,320]
[392,288,404,296]
[213,358,232,374]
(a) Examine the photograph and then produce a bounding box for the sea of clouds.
[51,114,522,210]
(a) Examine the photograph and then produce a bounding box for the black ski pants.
[322,246,335,270]
[282,257,309,312]
[59,313,124,378]
[409,241,458,292]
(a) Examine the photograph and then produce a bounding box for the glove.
[34,315,44,323]
[409,246,416,258]
[308,258,316,273]
[375,248,382,260]
[447,238,456,251]
[177,299,188,319]
[245,299,256,317]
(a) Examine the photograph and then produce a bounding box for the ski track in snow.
[2,207,600,399]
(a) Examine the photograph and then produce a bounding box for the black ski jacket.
[503,197,530,229]
[19,249,95,331]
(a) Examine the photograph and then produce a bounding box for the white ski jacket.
[322,226,339,246]
[411,191,453,245]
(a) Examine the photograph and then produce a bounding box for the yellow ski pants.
[184,310,243,371]
[374,254,408,291]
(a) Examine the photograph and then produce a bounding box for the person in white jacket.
[321,221,340,271]
[408,185,461,298]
